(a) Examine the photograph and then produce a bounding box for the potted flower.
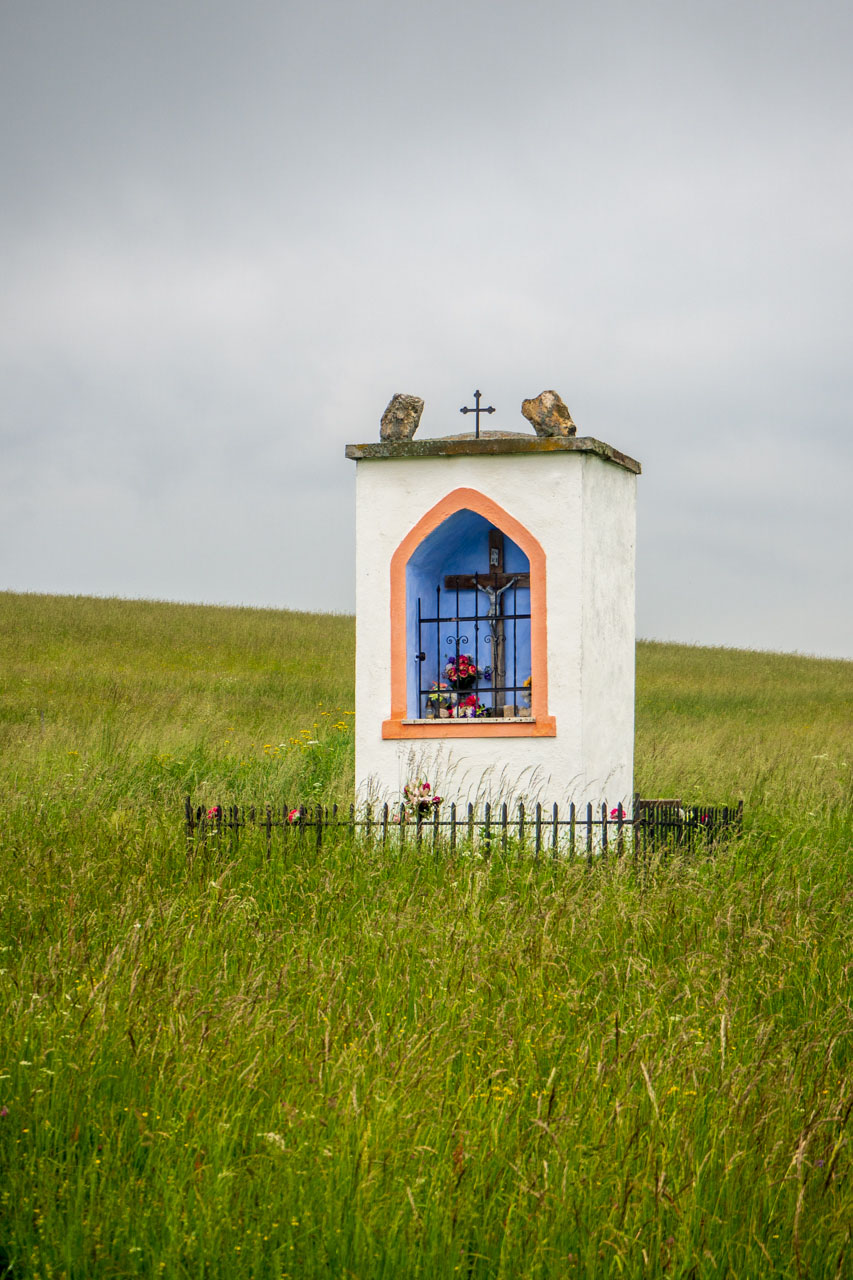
[450,693,487,718]
[445,653,481,690]
[427,680,451,716]
[520,674,532,717]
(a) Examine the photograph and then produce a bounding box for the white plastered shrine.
[345,428,640,809]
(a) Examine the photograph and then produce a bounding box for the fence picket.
[586,803,593,867]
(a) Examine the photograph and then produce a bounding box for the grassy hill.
[2,591,851,814]
[1,593,851,1278]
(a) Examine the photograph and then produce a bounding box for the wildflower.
[207,806,221,820]
[259,1132,287,1152]
[0,1107,7,1118]
[287,809,301,824]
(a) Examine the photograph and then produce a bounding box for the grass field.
[1,592,852,1278]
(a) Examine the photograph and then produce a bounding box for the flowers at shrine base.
[396,779,443,820]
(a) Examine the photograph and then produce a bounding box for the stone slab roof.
[345,432,641,474]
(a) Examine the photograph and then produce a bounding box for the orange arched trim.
[382,487,556,739]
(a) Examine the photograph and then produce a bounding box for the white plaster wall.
[580,456,637,808]
[353,450,635,809]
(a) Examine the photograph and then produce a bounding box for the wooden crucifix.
[444,530,530,701]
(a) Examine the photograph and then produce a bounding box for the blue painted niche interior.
[405,509,531,719]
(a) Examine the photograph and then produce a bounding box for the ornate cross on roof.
[459,389,495,439]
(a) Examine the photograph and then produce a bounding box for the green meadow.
[1,591,851,1279]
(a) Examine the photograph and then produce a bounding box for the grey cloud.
[1,0,851,654]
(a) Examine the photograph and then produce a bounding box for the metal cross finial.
[460,389,495,438]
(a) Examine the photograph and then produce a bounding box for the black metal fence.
[184,795,743,861]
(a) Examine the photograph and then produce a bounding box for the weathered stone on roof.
[380,393,424,441]
[521,390,577,437]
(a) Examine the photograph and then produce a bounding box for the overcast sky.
[2,0,851,658]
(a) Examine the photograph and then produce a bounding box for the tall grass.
[1,593,851,1278]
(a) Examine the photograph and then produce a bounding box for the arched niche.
[383,488,555,739]
[405,510,530,719]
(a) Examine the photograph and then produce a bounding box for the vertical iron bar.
[455,583,461,665]
[586,803,593,867]
[633,792,641,866]
[450,802,457,855]
[435,586,441,717]
[552,802,559,858]
[474,573,479,708]
[518,801,525,852]
[381,802,389,847]
[484,802,491,858]
[601,803,608,859]
[569,802,576,859]
[501,802,508,856]
[534,802,542,859]
[467,802,475,848]
[265,805,272,861]
[399,802,406,851]
[513,580,518,710]
[316,803,323,851]
[417,594,423,718]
